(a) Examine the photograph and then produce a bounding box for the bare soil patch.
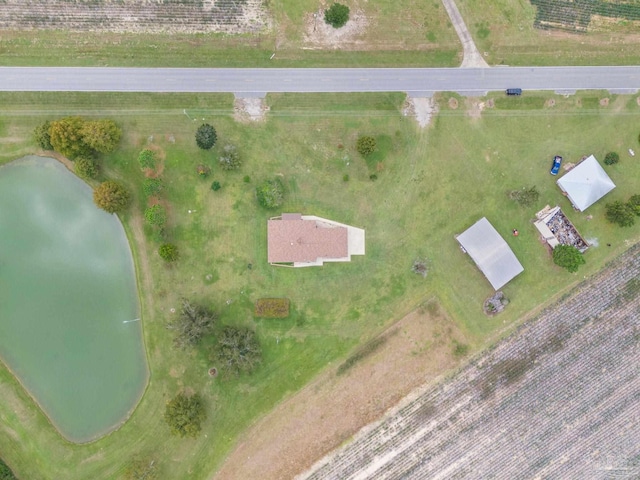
[213,301,468,480]
[448,98,459,109]
[599,97,609,107]
[545,98,556,107]
[303,8,368,49]
[233,97,269,123]
[403,97,438,128]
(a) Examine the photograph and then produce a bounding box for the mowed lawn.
[457,0,640,66]
[0,91,639,479]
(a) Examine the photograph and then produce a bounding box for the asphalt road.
[1,66,640,96]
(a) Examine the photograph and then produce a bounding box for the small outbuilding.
[456,217,524,290]
[557,155,615,212]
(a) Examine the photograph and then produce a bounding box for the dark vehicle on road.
[506,88,522,96]
[550,155,562,175]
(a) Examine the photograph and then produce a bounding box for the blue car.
[550,155,562,175]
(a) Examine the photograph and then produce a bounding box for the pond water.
[0,156,148,443]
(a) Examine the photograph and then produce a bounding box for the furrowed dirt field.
[301,244,640,479]
[0,0,270,34]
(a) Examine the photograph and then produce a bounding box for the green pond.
[0,156,148,443]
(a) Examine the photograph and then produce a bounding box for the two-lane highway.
[1,66,639,95]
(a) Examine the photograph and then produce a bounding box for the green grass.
[458,0,640,66]
[1,91,640,479]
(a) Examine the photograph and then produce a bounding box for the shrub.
[628,195,640,216]
[411,258,429,278]
[343,174,350,182]
[142,178,163,197]
[74,157,99,180]
[211,181,221,191]
[215,326,262,376]
[356,135,377,156]
[604,151,619,165]
[159,243,179,262]
[195,124,217,150]
[452,341,470,358]
[138,149,156,170]
[164,392,206,438]
[93,181,130,214]
[552,244,586,273]
[256,179,284,209]
[219,144,241,170]
[324,2,350,28]
[243,175,251,183]
[124,457,158,480]
[508,186,540,207]
[254,298,290,318]
[196,164,211,178]
[0,458,16,480]
[144,205,167,226]
[605,200,635,227]
[369,173,378,181]
[33,121,53,150]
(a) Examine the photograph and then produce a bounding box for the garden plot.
[301,244,640,480]
[0,0,270,34]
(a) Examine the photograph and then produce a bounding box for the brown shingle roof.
[268,215,349,263]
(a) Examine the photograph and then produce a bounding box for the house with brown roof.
[267,213,365,267]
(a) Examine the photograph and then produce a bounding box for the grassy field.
[0,91,639,478]
[458,0,640,66]
[0,0,459,68]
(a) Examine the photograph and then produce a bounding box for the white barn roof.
[457,218,524,290]
[557,155,615,212]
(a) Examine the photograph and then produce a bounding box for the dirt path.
[213,301,469,480]
[441,0,489,68]
[301,244,640,479]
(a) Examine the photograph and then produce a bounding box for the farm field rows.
[0,91,639,479]
[303,243,640,479]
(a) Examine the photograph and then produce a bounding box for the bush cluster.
[324,2,350,28]
[604,151,619,165]
[256,178,285,209]
[138,149,156,170]
[219,144,242,170]
[93,180,130,214]
[508,186,540,207]
[552,244,585,273]
[214,326,262,376]
[144,205,167,226]
[46,116,122,159]
[163,392,206,438]
[158,243,179,262]
[195,124,217,150]
[74,157,99,180]
[356,135,377,156]
[142,178,163,197]
[254,298,290,318]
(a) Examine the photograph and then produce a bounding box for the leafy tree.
[93,180,130,214]
[605,200,635,227]
[604,151,619,165]
[195,124,217,150]
[0,458,16,480]
[33,121,53,150]
[256,179,284,209]
[144,205,167,226]
[324,2,350,28]
[508,186,540,207]
[80,119,122,154]
[49,116,91,159]
[163,392,206,438]
[552,244,585,273]
[74,157,99,180]
[168,299,216,349]
[628,194,640,216]
[159,243,179,262]
[215,326,262,376]
[124,456,158,480]
[142,178,163,197]
[356,135,377,156]
[138,149,156,170]
[219,144,242,170]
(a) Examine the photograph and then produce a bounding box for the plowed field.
[302,244,640,479]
